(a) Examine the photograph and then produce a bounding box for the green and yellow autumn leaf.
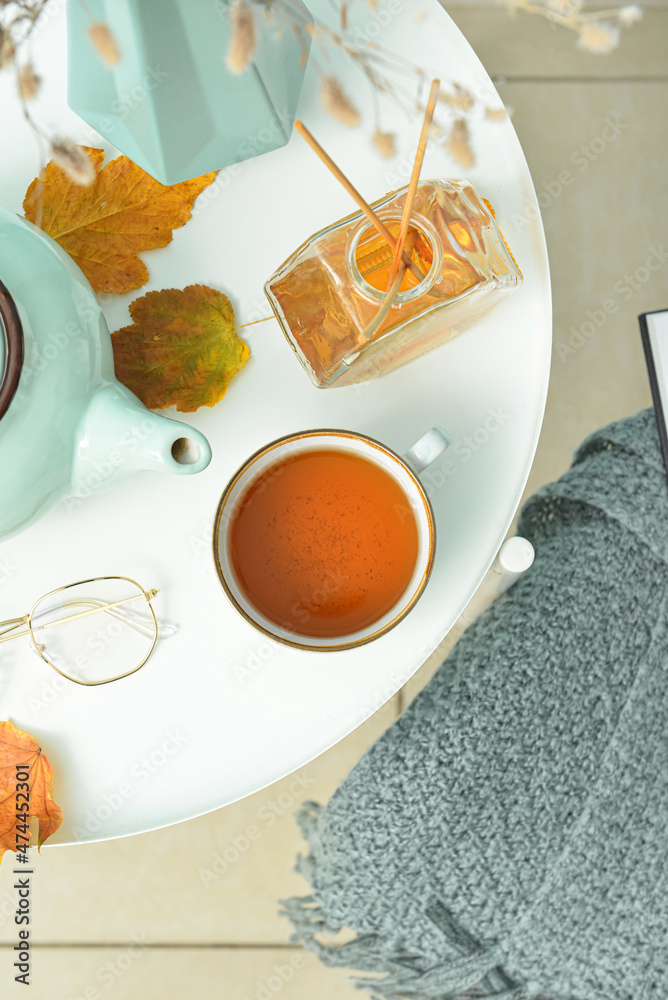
[112,284,250,412]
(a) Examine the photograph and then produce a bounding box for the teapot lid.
[0,280,24,422]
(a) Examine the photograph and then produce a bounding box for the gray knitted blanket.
[283,408,668,1000]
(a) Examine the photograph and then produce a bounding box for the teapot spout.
[71,381,212,496]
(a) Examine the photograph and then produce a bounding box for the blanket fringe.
[282,806,527,1000]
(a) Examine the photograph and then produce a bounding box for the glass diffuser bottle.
[265,179,522,388]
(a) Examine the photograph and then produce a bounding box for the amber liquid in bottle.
[265,180,522,388]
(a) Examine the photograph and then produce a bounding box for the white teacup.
[212,428,450,651]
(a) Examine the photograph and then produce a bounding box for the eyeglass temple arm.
[69,596,177,638]
[0,591,166,645]
[0,616,30,640]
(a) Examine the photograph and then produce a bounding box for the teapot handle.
[0,279,24,421]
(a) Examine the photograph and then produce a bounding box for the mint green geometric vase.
[67,0,313,186]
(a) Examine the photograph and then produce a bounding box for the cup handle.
[402,427,451,474]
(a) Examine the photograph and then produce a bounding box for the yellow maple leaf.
[111,284,250,412]
[23,147,216,294]
[0,719,63,864]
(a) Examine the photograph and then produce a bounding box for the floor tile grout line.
[0,942,300,950]
[445,1,668,6]
[493,76,668,84]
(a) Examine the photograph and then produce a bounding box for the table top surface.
[0,0,551,845]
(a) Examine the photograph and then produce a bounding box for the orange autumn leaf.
[112,284,250,412]
[23,147,216,294]
[0,719,63,864]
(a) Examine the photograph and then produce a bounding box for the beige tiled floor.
[2,947,363,999]
[0,699,398,949]
[1,5,665,998]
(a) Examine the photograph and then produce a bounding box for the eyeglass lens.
[30,578,156,684]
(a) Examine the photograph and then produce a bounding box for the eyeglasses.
[0,576,175,686]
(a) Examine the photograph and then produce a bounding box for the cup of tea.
[212,428,450,650]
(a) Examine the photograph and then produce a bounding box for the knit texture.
[283,409,668,1000]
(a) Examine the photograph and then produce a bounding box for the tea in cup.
[213,428,449,650]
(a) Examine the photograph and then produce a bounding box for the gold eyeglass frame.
[0,575,159,686]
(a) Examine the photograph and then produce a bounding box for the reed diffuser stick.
[385,78,441,292]
[356,229,417,346]
[294,120,426,284]
[355,265,408,347]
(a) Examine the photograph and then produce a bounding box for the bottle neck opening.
[345,211,443,306]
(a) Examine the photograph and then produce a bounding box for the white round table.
[0,0,551,844]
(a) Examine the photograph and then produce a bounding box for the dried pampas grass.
[371,128,397,159]
[446,119,474,170]
[438,86,474,112]
[50,140,96,186]
[321,76,360,128]
[576,20,620,53]
[0,30,14,71]
[227,0,256,74]
[87,22,121,66]
[17,63,41,100]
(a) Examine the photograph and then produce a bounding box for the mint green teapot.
[0,207,211,540]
